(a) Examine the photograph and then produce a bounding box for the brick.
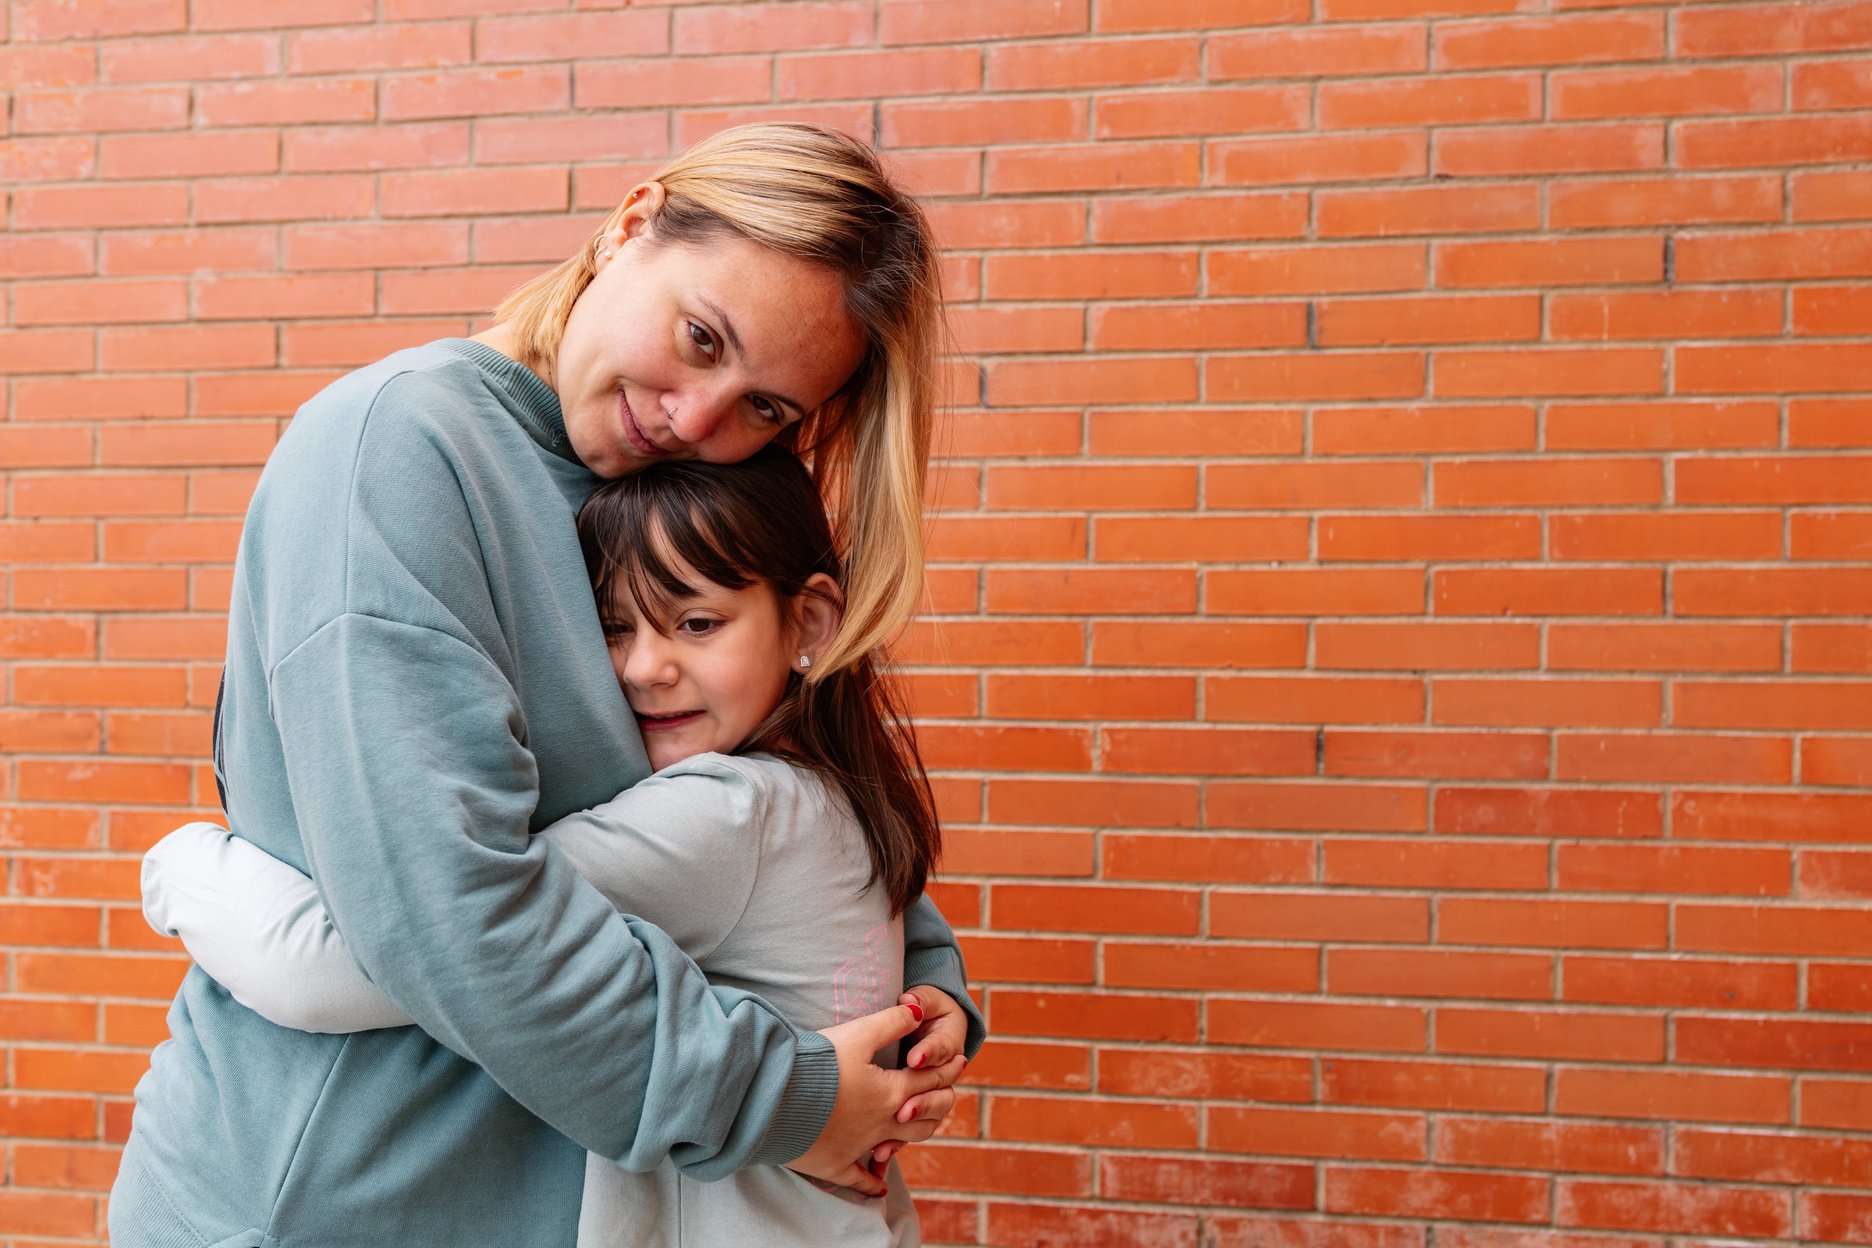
[381,66,568,122]
[284,122,470,173]
[1,136,98,184]
[0,523,95,563]
[1321,74,1539,128]
[1212,24,1427,80]
[1209,569,1426,617]
[1560,953,1798,1010]
[101,228,276,276]
[1213,892,1430,944]
[14,475,187,518]
[0,427,94,468]
[988,142,1201,194]
[1677,789,1872,838]
[1555,1067,1791,1125]
[991,1096,1197,1149]
[882,0,1083,47]
[1676,1,1872,56]
[1209,782,1426,833]
[992,990,1200,1043]
[1312,405,1536,455]
[1100,1154,1314,1212]
[884,97,1086,148]
[985,568,1196,616]
[1321,726,1548,774]
[1325,1166,1550,1222]
[1803,1078,1872,1130]
[1317,188,1540,240]
[16,86,189,135]
[1212,242,1427,296]
[1793,624,1872,673]
[1434,569,1664,617]
[927,204,1085,253]
[1209,1217,1424,1248]
[1092,301,1305,352]
[1794,169,1872,222]
[1208,674,1425,724]
[985,251,1196,302]
[1557,1179,1790,1238]
[1097,86,1309,140]
[898,1143,1089,1198]
[988,37,1197,90]
[0,619,98,662]
[1678,682,1872,731]
[1214,132,1428,187]
[101,33,279,82]
[287,22,471,74]
[1679,114,1872,169]
[1560,833,1792,889]
[195,174,377,224]
[1321,1057,1547,1113]
[1315,295,1540,345]
[1328,948,1552,1000]
[1091,191,1307,246]
[1805,1192,1872,1245]
[197,79,376,128]
[778,46,979,101]
[1677,568,1872,616]
[14,666,188,710]
[381,168,565,218]
[1213,354,1426,404]
[1088,407,1303,457]
[1437,348,1665,398]
[1551,624,1780,673]
[986,357,1198,407]
[1117,940,1315,992]
[478,9,671,61]
[1097,0,1304,29]
[0,233,97,280]
[1437,237,1664,287]
[1678,902,1872,956]
[0,711,100,754]
[1554,63,1784,119]
[1546,400,1779,450]
[0,45,98,90]
[1552,289,1783,342]
[1434,13,1664,68]
[986,1204,1198,1248]
[986,674,1195,721]
[1549,174,1783,228]
[987,781,1199,831]
[12,568,188,613]
[1094,517,1309,563]
[13,183,191,231]
[899,619,1083,668]
[1678,344,1872,395]
[1440,898,1668,950]
[963,1040,1089,1091]
[1436,1119,1662,1176]
[1102,828,1314,882]
[1677,226,1872,282]
[15,278,187,327]
[1319,516,1539,563]
[1101,1049,1312,1102]
[927,515,1085,564]
[1210,1105,1427,1159]
[1804,737,1872,786]
[1680,1015,1872,1073]
[956,932,1094,980]
[100,325,274,372]
[1438,1008,1665,1062]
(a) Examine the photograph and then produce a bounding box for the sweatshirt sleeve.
[252,380,835,1178]
[141,822,415,1033]
[902,894,988,1060]
[271,613,833,1178]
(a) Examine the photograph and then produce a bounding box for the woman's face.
[555,209,866,479]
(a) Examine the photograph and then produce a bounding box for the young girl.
[142,446,942,1248]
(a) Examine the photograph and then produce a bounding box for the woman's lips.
[636,710,703,732]
[618,392,668,458]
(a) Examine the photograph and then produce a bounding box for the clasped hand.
[786,988,970,1197]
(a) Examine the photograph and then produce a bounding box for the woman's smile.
[618,392,670,459]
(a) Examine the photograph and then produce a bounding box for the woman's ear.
[792,573,843,668]
[612,181,667,246]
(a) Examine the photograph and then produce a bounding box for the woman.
[111,124,980,1248]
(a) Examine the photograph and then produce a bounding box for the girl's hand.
[897,986,967,1072]
[788,1003,966,1197]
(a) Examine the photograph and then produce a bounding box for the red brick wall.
[5,1,1872,1243]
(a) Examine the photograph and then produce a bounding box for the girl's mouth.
[619,393,667,459]
[635,709,703,732]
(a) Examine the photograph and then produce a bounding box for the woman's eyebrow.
[696,295,808,419]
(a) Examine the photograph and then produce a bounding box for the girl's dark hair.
[576,445,939,914]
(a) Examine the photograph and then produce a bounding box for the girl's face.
[603,554,833,773]
[555,190,867,479]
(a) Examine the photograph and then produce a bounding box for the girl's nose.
[622,633,677,687]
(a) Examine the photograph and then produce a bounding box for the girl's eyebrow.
[695,295,808,420]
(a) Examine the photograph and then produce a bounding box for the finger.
[872,1139,902,1168]
[888,1118,938,1146]
[903,1032,950,1071]
[818,1160,886,1199]
[896,1086,956,1126]
[848,1003,923,1049]
[895,1052,967,1101]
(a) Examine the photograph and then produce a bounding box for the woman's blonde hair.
[494,123,941,674]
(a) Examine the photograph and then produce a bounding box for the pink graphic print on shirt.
[831,924,892,1024]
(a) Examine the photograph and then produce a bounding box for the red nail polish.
[906,1002,924,1023]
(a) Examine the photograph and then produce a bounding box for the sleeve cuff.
[903,945,988,1060]
[749,1029,838,1166]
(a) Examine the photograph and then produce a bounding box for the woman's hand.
[787,1002,966,1197]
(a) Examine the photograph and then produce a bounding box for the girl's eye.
[677,617,722,637]
[687,322,718,361]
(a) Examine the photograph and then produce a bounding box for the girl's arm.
[144,756,775,1035]
[143,823,414,1033]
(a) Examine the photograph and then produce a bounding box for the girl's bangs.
[610,493,760,627]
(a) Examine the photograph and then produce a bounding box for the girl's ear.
[792,573,843,666]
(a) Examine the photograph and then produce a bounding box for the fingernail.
[908,1052,924,1069]
[906,1002,924,1023]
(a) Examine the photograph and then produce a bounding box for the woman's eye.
[749,395,782,425]
[687,322,718,360]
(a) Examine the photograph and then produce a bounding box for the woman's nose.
[665,386,735,446]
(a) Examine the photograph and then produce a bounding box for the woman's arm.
[142,823,414,1033]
